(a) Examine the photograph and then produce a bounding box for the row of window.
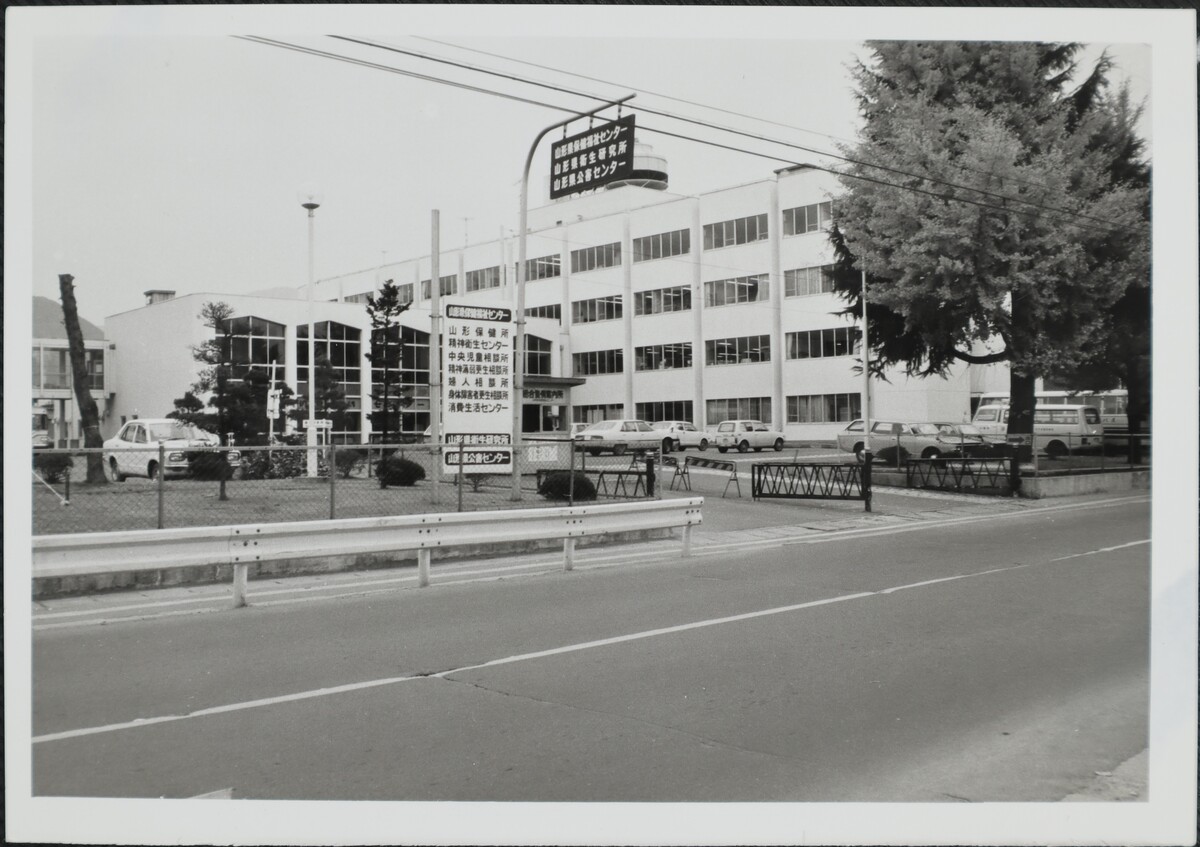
[786,326,857,360]
[634,285,691,316]
[571,295,623,325]
[635,342,692,371]
[32,348,105,391]
[705,274,769,307]
[579,393,858,427]
[420,275,457,300]
[570,241,621,274]
[632,228,690,263]
[465,266,501,292]
[524,303,562,321]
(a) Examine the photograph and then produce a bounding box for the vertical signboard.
[550,114,636,199]
[441,301,515,474]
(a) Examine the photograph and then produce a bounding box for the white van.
[971,404,1104,457]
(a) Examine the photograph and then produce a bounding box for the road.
[31,494,1149,803]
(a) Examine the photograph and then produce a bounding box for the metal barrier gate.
[750,461,872,511]
[906,458,1013,494]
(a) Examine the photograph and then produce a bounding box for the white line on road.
[1050,539,1150,562]
[32,525,1149,746]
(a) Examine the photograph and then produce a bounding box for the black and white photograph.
[5,4,1197,845]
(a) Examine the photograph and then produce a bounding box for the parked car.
[836,419,995,461]
[714,420,785,453]
[103,418,240,481]
[651,420,710,452]
[971,404,1105,458]
[932,423,1003,458]
[568,422,591,438]
[576,419,661,456]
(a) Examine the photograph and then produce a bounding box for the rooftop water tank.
[605,139,668,191]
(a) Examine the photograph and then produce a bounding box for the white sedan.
[103,418,238,481]
[576,419,662,456]
[714,420,786,453]
[651,420,710,452]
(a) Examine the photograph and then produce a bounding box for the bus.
[972,390,1131,432]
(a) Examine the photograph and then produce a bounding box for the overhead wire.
[330,34,1143,235]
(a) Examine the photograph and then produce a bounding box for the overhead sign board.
[549,114,635,199]
[441,301,515,474]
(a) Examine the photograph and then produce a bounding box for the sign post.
[441,301,515,476]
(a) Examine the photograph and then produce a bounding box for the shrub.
[34,452,73,484]
[334,448,367,479]
[377,455,426,487]
[537,470,597,501]
[187,450,235,481]
[238,447,327,479]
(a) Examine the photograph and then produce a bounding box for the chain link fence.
[32,439,661,536]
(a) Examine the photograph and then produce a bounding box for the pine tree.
[829,42,1149,454]
[365,280,414,448]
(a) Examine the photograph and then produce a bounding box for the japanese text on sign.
[441,300,515,474]
[549,115,636,199]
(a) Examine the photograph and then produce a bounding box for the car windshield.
[586,421,618,432]
[651,422,671,430]
[148,421,200,441]
[952,425,984,437]
[912,424,941,435]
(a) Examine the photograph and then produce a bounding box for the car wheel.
[1045,440,1067,459]
[717,447,728,454]
[147,461,159,480]
[698,439,708,451]
[613,443,628,456]
[588,449,602,457]
[854,443,866,463]
[773,438,784,451]
[922,448,941,459]
[737,440,750,453]
[661,438,673,454]
[109,457,126,482]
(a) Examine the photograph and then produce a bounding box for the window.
[297,321,363,416]
[705,335,771,365]
[635,342,692,371]
[420,274,457,299]
[465,266,501,292]
[524,254,561,281]
[703,214,768,250]
[634,285,691,316]
[574,404,624,424]
[636,400,694,423]
[370,324,432,438]
[41,349,69,389]
[32,349,41,388]
[573,349,623,375]
[786,327,856,359]
[782,201,833,236]
[220,316,288,383]
[570,242,621,273]
[347,283,414,306]
[571,295,623,324]
[787,393,861,423]
[704,274,769,307]
[784,264,835,297]
[525,334,552,377]
[525,304,561,321]
[706,397,771,423]
[85,349,104,390]
[632,228,690,262]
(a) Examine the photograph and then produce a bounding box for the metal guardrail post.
[862,451,873,512]
[417,548,431,588]
[568,440,576,506]
[232,563,249,608]
[157,443,166,529]
[563,537,575,571]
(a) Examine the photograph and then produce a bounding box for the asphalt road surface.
[32,494,1149,803]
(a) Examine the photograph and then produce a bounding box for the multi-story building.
[101,148,1008,444]
[32,296,110,448]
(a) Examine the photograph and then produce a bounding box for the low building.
[32,296,110,448]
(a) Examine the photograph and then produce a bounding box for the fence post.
[681,523,692,558]
[64,455,71,502]
[329,443,337,520]
[862,451,872,513]
[645,456,656,498]
[568,440,576,506]
[1007,442,1021,497]
[157,443,166,529]
[457,436,465,513]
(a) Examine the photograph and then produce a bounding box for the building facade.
[32,296,110,448]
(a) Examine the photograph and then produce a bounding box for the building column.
[769,178,785,433]
[283,324,299,436]
[691,200,705,428]
[621,215,634,418]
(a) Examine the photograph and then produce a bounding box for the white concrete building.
[33,296,110,448]
[103,154,1003,445]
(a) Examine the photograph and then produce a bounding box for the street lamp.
[299,188,323,477]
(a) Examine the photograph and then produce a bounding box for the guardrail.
[750,460,871,511]
[32,498,704,607]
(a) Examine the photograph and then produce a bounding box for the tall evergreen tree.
[365,280,413,447]
[829,42,1149,453]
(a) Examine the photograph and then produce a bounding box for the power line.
[239,35,1139,238]
[334,34,1142,234]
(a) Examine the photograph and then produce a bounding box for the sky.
[14,6,1158,327]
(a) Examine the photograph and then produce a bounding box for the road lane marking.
[32,529,1150,747]
[1050,539,1150,562]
